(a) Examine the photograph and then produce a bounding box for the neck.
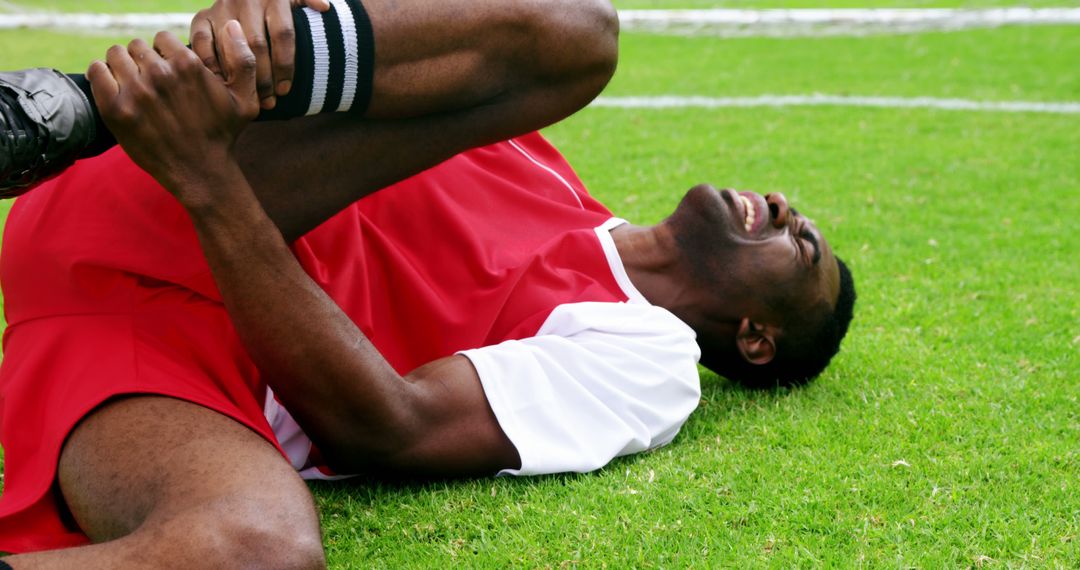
[611,222,743,344]
[611,222,695,317]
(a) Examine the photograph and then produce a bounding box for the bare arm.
[88,15,559,475]
[89,0,618,476]
[227,0,619,241]
[170,165,519,475]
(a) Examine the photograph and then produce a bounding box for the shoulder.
[460,301,702,476]
[538,301,697,341]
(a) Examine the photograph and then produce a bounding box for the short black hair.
[701,257,857,389]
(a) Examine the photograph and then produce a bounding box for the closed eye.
[801,229,821,265]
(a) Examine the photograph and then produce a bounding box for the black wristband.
[64,0,377,159]
[261,0,375,120]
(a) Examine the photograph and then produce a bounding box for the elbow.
[319,420,420,476]
[316,393,427,476]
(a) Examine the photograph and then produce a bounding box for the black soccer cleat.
[0,68,96,198]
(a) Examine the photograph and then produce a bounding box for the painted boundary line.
[0,13,191,30]
[591,95,1080,115]
[619,8,1080,36]
[2,9,1080,35]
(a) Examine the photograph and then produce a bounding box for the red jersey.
[0,133,637,552]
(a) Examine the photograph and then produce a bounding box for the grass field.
[4,0,1080,12]
[2,1,1080,568]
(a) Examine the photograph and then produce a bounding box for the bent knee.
[150,499,326,569]
[227,517,325,570]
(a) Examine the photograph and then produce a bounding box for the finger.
[190,11,222,76]
[265,0,296,97]
[237,11,275,108]
[127,38,164,75]
[86,59,119,110]
[220,20,260,116]
[154,30,190,62]
[105,43,139,88]
[294,0,330,13]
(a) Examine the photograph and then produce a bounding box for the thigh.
[46,396,323,568]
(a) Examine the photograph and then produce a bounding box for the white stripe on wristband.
[304,6,331,116]
[329,0,360,113]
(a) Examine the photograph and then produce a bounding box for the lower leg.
[3,396,325,569]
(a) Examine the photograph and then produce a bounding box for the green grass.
[613,0,1080,7]
[0,0,207,13]
[6,0,1080,11]
[612,26,1080,102]
[2,7,1080,569]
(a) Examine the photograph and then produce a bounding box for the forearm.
[180,163,422,465]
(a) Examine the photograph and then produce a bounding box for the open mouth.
[738,194,756,233]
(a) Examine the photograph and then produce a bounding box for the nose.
[766,192,790,228]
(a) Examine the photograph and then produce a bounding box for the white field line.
[620,8,1080,36]
[0,13,191,30]
[2,9,1080,35]
[591,95,1080,115]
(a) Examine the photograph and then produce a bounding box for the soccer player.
[0,0,855,566]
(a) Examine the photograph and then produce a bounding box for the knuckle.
[190,29,212,48]
[247,34,269,53]
[174,52,202,73]
[240,54,259,74]
[272,26,295,45]
[147,61,174,83]
[109,99,138,124]
[131,84,155,104]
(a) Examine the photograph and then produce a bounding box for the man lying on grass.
[0,0,854,565]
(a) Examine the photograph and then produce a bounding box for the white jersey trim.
[507,139,586,209]
[595,217,649,305]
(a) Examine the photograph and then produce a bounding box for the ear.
[735,318,777,365]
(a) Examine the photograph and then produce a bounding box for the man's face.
[673,184,841,325]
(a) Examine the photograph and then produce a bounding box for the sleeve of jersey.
[459,302,702,477]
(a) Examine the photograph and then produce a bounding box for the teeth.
[739,195,755,232]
